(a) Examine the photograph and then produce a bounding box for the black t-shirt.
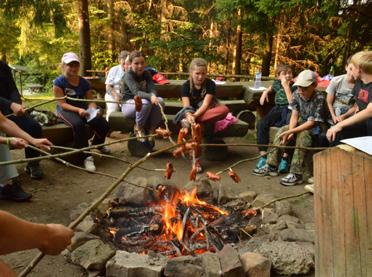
[352,79,372,111]
[181,78,216,108]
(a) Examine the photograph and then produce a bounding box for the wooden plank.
[365,156,372,277]
[330,148,346,277]
[351,151,366,276]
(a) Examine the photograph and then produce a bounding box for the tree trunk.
[1,49,6,63]
[225,22,231,75]
[234,9,242,76]
[107,0,115,62]
[262,29,274,76]
[78,0,92,75]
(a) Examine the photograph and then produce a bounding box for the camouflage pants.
[267,125,312,175]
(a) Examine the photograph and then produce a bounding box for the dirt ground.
[0,134,315,276]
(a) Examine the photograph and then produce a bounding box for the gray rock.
[274,200,292,216]
[250,240,314,275]
[70,202,89,221]
[200,252,222,277]
[70,239,115,271]
[261,220,287,234]
[106,250,167,277]
[223,199,246,209]
[279,228,315,243]
[238,191,257,203]
[164,255,203,277]
[239,252,271,277]
[75,216,98,233]
[252,193,278,208]
[216,186,239,205]
[217,244,244,277]
[277,215,301,229]
[261,208,278,224]
[115,177,156,205]
[68,231,99,252]
[184,177,214,202]
[304,222,315,231]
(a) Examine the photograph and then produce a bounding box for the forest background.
[0,0,371,85]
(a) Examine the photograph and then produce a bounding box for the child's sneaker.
[84,156,96,172]
[252,164,277,176]
[280,173,303,186]
[255,156,267,169]
[278,158,289,174]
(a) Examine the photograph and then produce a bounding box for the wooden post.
[314,145,372,277]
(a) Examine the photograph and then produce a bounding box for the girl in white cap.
[53,52,110,171]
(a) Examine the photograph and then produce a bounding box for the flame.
[161,188,228,242]
[109,227,118,236]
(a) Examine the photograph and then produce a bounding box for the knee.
[71,119,86,131]
[26,117,42,136]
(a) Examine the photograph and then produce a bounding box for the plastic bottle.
[254,71,262,89]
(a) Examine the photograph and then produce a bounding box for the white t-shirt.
[326,74,355,115]
[105,65,125,94]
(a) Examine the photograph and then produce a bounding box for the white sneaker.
[304,184,314,194]
[84,156,96,172]
[98,145,111,154]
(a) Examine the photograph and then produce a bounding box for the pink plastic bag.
[214,113,238,133]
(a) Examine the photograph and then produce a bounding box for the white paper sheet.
[85,107,99,122]
[340,136,372,155]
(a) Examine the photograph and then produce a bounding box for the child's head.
[61,52,80,77]
[294,69,317,99]
[344,56,355,83]
[275,64,293,81]
[128,50,145,75]
[349,51,372,79]
[118,50,130,72]
[189,58,208,87]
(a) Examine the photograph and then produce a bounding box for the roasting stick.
[19,144,178,277]
[0,134,156,166]
[51,145,166,173]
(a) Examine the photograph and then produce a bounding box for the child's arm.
[339,104,357,120]
[259,86,272,106]
[280,77,293,103]
[326,93,338,123]
[327,103,372,142]
[194,94,214,118]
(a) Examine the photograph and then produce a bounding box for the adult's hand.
[278,130,294,144]
[38,224,74,255]
[10,103,25,116]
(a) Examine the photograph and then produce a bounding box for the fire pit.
[95,184,259,257]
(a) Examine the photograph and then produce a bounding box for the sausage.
[155,127,172,139]
[134,95,142,112]
[206,171,221,181]
[177,128,189,145]
[164,162,174,179]
[189,165,197,181]
[228,168,241,183]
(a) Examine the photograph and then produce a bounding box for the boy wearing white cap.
[253,69,325,186]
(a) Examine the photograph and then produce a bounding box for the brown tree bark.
[262,29,274,76]
[78,0,92,75]
[234,9,242,76]
[107,0,115,62]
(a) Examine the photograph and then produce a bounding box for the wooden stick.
[51,145,166,172]
[19,144,177,277]
[257,191,311,210]
[201,143,328,151]
[0,134,156,166]
[158,103,177,145]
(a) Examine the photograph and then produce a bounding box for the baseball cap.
[152,73,169,85]
[294,70,317,87]
[61,52,80,64]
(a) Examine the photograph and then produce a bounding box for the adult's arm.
[0,211,73,255]
[0,62,22,104]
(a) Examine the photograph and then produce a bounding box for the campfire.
[95,184,259,257]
